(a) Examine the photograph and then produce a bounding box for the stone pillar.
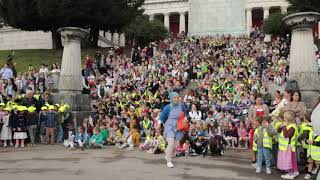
[263,7,271,42]
[113,33,119,45]
[55,27,92,120]
[119,33,125,47]
[149,14,154,21]
[283,12,320,108]
[281,6,288,14]
[263,7,269,20]
[179,12,186,33]
[318,21,320,39]
[58,27,87,93]
[164,13,170,30]
[246,8,252,34]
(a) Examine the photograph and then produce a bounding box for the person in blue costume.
[159,92,187,168]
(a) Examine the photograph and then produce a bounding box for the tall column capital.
[163,13,170,17]
[179,12,186,16]
[263,6,270,11]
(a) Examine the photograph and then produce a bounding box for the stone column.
[263,7,271,42]
[281,6,288,14]
[113,33,119,45]
[246,8,252,34]
[164,13,170,30]
[263,7,269,20]
[55,27,92,119]
[179,12,186,33]
[119,33,125,47]
[149,14,155,21]
[58,27,88,93]
[318,21,320,39]
[283,12,320,108]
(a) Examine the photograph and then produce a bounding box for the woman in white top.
[189,104,202,123]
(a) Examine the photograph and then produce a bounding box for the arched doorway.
[170,13,179,37]
[252,8,263,29]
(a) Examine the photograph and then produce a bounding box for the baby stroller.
[208,135,227,157]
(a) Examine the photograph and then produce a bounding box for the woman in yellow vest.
[277,111,299,179]
[254,116,275,175]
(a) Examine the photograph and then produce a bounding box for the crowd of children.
[0,33,320,179]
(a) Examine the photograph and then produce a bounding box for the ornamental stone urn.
[283,12,320,109]
[54,27,92,121]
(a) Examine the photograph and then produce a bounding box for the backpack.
[285,80,299,93]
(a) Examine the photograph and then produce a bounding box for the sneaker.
[256,167,262,174]
[32,144,36,147]
[304,174,312,180]
[292,171,299,179]
[20,144,24,148]
[3,144,7,147]
[15,144,19,148]
[312,169,318,175]
[281,173,294,179]
[266,168,271,175]
[251,163,257,168]
[167,162,174,168]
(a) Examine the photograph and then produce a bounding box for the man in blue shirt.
[0,63,13,80]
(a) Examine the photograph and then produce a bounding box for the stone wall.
[189,0,246,35]
[0,28,52,50]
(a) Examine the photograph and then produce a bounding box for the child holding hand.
[254,116,275,175]
[277,111,299,179]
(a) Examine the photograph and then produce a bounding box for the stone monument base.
[52,92,92,123]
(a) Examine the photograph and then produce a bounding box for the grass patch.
[0,49,98,72]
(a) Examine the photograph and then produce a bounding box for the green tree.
[124,15,168,47]
[0,0,144,48]
[286,0,320,12]
[262,13,290,36]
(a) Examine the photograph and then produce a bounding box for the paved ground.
[0,145,305,180]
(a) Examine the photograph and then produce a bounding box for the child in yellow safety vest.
[298,112,314,180]
[254,116,275,175]
[270,115,283,167]
[277,111,299,180]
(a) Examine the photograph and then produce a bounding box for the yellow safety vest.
[311,136,320,161]
[299,123,313,149]
[158,135,166,151]
[272,121,282,144]
[278,124,298,152]
[253,127,272,150]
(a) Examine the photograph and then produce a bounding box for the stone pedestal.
[283,12,320,108]
[55,27,92,120]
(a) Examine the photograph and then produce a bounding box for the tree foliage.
[0,0,144,48]
[124,15,168,47]
[286,0,320,12]
[262,13,290,35]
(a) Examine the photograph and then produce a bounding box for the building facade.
[143,0,291,36]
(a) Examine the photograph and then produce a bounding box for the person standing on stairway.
[159,92,188,168]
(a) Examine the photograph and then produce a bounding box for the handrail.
[98,34,119,47]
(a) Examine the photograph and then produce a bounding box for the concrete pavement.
[0,145,304,180]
